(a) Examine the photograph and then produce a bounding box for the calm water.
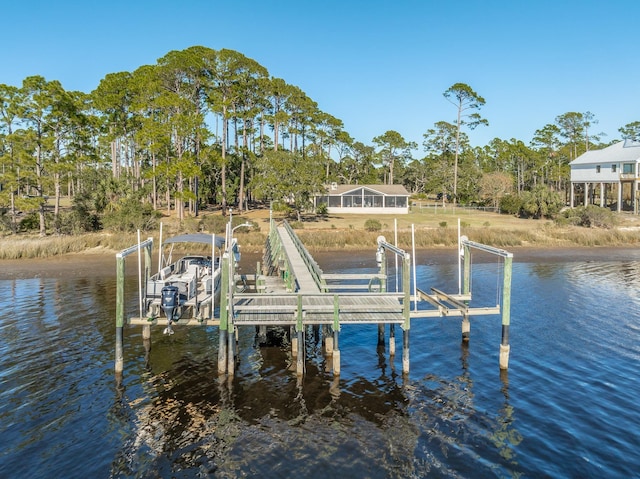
[1,249,639,478]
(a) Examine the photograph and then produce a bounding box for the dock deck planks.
[232,225,405,325]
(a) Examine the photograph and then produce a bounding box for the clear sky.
[2,0,638,153]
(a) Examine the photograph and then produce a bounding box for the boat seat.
[159,266,172,280]
[187,264,199,276]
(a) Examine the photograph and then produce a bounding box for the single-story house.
[569,139,640,214]
[315,184,410,214]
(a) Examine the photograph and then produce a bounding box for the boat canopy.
[163,233,226,249]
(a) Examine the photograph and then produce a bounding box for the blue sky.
[3,0,639,153]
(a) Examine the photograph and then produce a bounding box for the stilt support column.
[462,317,470,342]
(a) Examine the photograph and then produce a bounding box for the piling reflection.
[115,330,415,476]
[490,370,523,465]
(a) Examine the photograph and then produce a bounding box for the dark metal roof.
[163,233,226,248]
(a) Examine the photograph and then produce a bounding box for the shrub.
[19,212,40,232]
[316,202,328,217]
[520,186,563,219]
[198,214,228,234]
[439,221,447,228]
[101,199,160,233]
[499,194,522,216]
[364,218,382,232]
[0,210,11,233]
[198,214,259,234]
[55,193,101,234]
[557,206,617,228]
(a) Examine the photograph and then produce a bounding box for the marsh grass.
[2,208,640,259]
[0,233,141,259]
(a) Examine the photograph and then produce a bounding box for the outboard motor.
[161,284,180,334]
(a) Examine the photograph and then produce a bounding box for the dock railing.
[281,220,325,290]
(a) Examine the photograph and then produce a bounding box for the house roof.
[324,184,410,196]
[570,140,640,166]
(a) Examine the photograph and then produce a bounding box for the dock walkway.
[232,223,405,326]
[275,225,320,293]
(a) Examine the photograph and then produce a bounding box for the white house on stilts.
[569,139,640,214]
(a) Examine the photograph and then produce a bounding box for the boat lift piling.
[115,235,153,375]
[458,235,513,369]
[376,235,411,375]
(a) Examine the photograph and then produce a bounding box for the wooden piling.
[218,255,229,374]
[333,294,340,375]
[296,329,305,376]
[296,294,304,375]
[227,252,237,375]
[462,245,471,342]
[333,329,341,375]
[389,324,396,356]
[402,251,411,375]
[500,255,513,370]
[227,326,235,375]
[324,325,333,355]
[462,317,470,342]
[402,329,410,375]
[115,255,125,374]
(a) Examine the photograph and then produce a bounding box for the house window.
[623,163,636,175]
[611,164,617,173]
[385,196,407,207]
[328,196,341,207]
[364,194,382,207]
[342,195,362,207]
[596,165,601,173]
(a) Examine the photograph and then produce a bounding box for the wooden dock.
[115,217,514,378]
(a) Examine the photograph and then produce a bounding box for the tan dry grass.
[2,207,640,259]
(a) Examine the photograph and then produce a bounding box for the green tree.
[250,149,323,221]
[91,71,138,179]
[422,121,461,201]
[443,83,488,205]
[531,124,562,189]
[619,121,640,141]
[337,141,377,184]
[18,76,69,235]
[403,159,430,194]
[0,83,22,231]
[555,112,586,160]
[372,130,416,185]
[206,49,268,215]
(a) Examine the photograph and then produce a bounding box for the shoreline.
[2,244,639,280]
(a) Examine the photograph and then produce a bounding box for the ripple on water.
[2,257,640,478]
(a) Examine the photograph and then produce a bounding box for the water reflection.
[3,251,640,477]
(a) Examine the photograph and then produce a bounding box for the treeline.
[1,45,639,234]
